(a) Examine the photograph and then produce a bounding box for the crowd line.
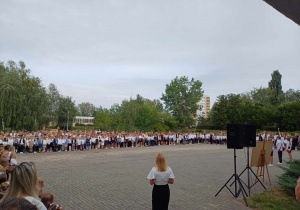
[0,130,299,153]
[0,130,299,209]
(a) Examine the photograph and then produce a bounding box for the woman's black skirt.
[152,184,170,210]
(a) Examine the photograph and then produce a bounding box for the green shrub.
[277,159,300,195]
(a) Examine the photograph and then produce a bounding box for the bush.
[277,159,300,195]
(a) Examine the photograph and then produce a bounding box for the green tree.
[77,102,97,117]
[277,101,300,131]
[250,87,274,104]
[109,104,125,131]
[161,76,203,127]
[285,89,300,102]
[56,96,77,130]
[0,64,23,130]
[0,61,49,131]
[47,83,60,126]
[268,70,284,105]
[95,107,112,131]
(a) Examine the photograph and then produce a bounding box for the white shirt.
[147,167,175,185]
[276,139,283,151]
[10,158,17,165]
[24,196,47,210]
[8,138,14,145]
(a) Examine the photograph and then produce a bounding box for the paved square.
[16,144,299,210]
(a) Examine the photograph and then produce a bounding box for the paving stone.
[16,144,299,209]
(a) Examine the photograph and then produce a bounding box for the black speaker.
[227,124,244,149]
[243,124,256,147]
[227,124,256,149]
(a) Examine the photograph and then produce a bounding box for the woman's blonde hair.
[2,162,40,200]
[155,153,168,172]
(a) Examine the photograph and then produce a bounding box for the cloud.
[0,0,299,108]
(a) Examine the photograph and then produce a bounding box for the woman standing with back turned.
[147,153,175,210]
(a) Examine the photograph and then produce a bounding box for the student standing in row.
[276,136,283,164]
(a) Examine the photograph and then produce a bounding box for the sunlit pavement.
[17,144,300,210]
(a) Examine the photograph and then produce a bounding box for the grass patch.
[247,186,300,210]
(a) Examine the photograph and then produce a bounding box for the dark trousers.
[33,145,38,152]
[152,184,170,210]
[278,151,283,163]
[18,145,24,153]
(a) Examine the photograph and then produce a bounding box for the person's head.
[0,197,37,210]
[10,152,16,159]
[39,192,54,208]
[1,151,8,158]
[0,159,10,169]
[8,146,15,152]
[0,174,7,184]
[1,182,9,191]
[155,153,168,172]
[0,146,4,154]
[2,162,40,200]
[39,177,45,188]
[6,166,16,174]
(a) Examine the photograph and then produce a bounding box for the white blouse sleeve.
[147,167,155,180]
[169,167,175,179]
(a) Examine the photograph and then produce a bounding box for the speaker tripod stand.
[230,146,266,195]
[215,149,248,207]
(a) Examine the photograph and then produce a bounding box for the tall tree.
[0,64,23,130]
[47,83,60,126]
[268,70,284,105]
[161,76,203,127]
[109,104,125,131]
[56,96,77,130]
[0,61,49,131]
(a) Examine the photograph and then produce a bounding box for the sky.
[1,0,299,108]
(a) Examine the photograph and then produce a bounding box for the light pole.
[1,119,4,131]
[67,110,70,131]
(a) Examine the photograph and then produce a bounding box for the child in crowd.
[0,173,8,199]
[0,151,8,159]
[0,159,9,174]
[5,165,15,183]
[10,152,17,165]
[39,192,63,210]
[0,174,7,185]
[0,147,4,155]
[39,177,45,193]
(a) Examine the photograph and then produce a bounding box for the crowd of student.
[0,130,229,153]
[0,130,299,154]
[263,132,300,166]
[0,145,62,209]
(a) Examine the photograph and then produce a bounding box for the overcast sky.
[1,0,299,108]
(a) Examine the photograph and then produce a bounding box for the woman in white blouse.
[147,153,175,210]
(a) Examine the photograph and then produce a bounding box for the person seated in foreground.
[0,197,38,210]
[1,162,47,210]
